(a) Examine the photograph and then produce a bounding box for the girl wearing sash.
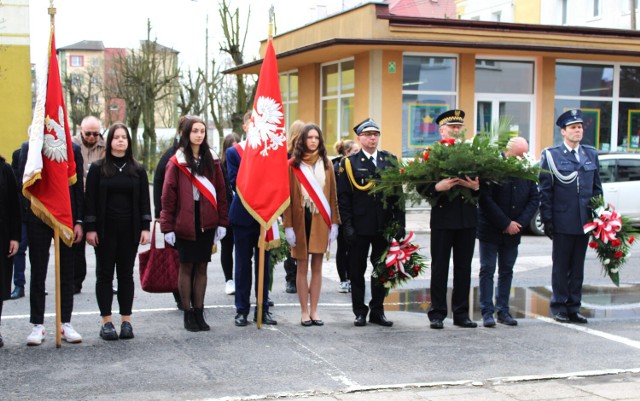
[85,124,151,340]
[161,116,229,332]
[283,124,340,326]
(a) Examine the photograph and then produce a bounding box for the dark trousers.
[73,235,87,290]
[283,255,296,283]
[12,223,28,287]
[428,227,476,322]
[349,234,387,317]
[478,241,518,316]
[335,226,349,282]
[27,221,75,324]
[220,225,234,281]
[550,233,588,315]
[233,223,270,316]
[95,218,138,316]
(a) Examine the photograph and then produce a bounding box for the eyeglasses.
[83,131,101,137]
[361,132,380,137]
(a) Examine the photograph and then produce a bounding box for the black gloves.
[544,221,554,240]
[343,223,356,244]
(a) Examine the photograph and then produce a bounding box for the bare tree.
[104,20,180,171]
[177,69,206,117]
[218,0,256,135]
[63,65,103,135]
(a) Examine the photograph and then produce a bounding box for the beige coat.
[283,161,340,258]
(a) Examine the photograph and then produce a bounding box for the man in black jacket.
[337,118,405,327]
[18,141,85,345]
[477,137,539,327]
[9,146,28,299]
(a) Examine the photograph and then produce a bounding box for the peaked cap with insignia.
[435,109,465,126]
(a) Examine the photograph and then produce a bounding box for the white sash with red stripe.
[290,159,331,228]
[171,156,218,210]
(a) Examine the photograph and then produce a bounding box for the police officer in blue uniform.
[539,109,602,324]
[337,118,405,327]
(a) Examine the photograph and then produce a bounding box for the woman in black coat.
[0,153,21,347]
[85,123,151,341]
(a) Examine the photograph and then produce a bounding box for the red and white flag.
[22,29,76,247]
[236,39,290,245]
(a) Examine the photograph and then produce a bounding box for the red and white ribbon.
[583,207,622,244]
[171,157,218,210]
[290,159,331,228]
[385,232,419,279]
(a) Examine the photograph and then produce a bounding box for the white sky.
[29,0,364,72]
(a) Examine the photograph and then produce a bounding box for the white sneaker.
[27,325,46,346]
[225,280,235,295]
[61,322,82,343]
[339,281,349,293]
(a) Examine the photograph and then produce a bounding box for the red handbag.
[138,221,180,293]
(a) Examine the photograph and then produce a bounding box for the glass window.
[402,56,456,92]
[475,60,534,94]
[280,71,299,129]
[617,102,640,150]
[555,63,613,97]
[70,55,83,67]
[617,158,640,181]
[593,0,601,17]
[553,99,612,149]
[402,55,457,157]
[620,66,640,98]
[599,159,616,183]
[321,60,354,152]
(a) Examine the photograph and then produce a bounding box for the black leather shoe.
[430,319,444,329]
[73,286,81,295]
[301,320,312,327]
[568,312,588,324]
[311,319,324,326]
[286,281,297,294]
[369,314,393,327]
[354,315,367,327]
[553,312,570,323]
[10,286,25,300]
[99,322,118,341]
[235,313,248,327]
[119,322,134,339]
[482,314,496,328]
[453,318,478,328]
[254,312,278,325]
[497,313,518,326]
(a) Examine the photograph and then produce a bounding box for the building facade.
[0,0,33,158]
[228,1,640,157]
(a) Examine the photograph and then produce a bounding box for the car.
[529,152,640,235]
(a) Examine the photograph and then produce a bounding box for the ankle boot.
[184,309,200,332]
[194,308,210,331]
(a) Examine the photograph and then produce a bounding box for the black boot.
[194,308,210,331]
[184,309,200,332]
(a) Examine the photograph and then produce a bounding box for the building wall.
[514,0,541,24]
[0,0,32,158]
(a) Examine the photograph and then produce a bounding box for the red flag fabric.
[236,39,290,236]
[22,29,76,247]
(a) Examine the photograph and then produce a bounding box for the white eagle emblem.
[43,106,69,163]
[246,96,286,156]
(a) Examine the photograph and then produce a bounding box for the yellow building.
[228,2,640,157]
[0,0,33,158]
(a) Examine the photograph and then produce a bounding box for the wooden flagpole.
[256,227,267,329]
[49,1,62,349]
[54,229,62,348]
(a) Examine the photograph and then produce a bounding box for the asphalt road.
[2,217,639,400]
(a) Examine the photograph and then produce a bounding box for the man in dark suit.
[10,146,28,299]
[539,108,602,324]
[337,118,405,327]
[225,143,276,327]
[18,141,85,345]
[477,137,539,327]
[422,109,480,329]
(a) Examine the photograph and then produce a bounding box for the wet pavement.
[2,206,640,400]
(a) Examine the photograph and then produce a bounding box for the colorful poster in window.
[627,109,640,150]
[565,108,600,148]
[408,103,450,149]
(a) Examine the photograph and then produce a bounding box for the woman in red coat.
[161,116,229,331]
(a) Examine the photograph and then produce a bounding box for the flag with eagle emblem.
[236,39,290,241]
[22,29,76,247]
